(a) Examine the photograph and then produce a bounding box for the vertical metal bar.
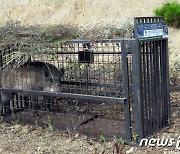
[142,42,148,136]
[160,40,166,128]
[132,39,144,139]
[163,39,171,125]
[158,40,162,130]
[157,40,161,130]
[146,41,152,134]
[148,41,153,134]
[0,53,2,113]
[153,40,160,130]
[15,94,19,109]
[166,39,171,125]
[134,17,139,39]
[133,17,145,139]
[102,43,105,96]
[162,40,167,125]
[0,53,2,88]
[150,41,156,132]
[121,40,132,141]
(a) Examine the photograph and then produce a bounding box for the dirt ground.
[0,91,179,154]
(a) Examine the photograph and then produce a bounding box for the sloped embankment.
[0,0,179,70]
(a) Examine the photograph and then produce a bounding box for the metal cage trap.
[0,17,170,144]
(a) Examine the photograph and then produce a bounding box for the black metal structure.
[133,17,170,139]
[0,17,170,143]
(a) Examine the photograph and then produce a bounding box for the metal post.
[121,40,132,141]
[0,52,2,112]
[163,39,171,125]
[132,39,144,140]
[0,52,2,88]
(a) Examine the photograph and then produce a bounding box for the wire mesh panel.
[58,41,123,98]
[0,39,133,142]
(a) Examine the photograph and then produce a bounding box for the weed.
[43,116,55,133]
[113,135,125,145]
[38,136,49,146]
[99,134,106,142]
[119,137,125,145]
[132,133,138,142]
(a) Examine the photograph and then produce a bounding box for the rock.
[37,147,41,152]
[126,147,134,154]
[83,135,88,140]
[75,133,79,138]
[0,148,3,153]
[14,124,21,130]
[92,145,97,154]
[21,126,30,133]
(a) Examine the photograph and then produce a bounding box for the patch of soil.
[0,91,179,154]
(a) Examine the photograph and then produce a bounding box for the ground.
[0,91,179,154]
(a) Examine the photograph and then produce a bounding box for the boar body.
[1,61,64,115]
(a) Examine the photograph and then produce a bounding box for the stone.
[126,147,134,154]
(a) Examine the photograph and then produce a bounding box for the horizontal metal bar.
[0,88,125,104]
[34,51,132,55]
[138,38,167,42]
[135,17,164,20]
[134,17,165,24]
[65,39,135,44]
[61,80,124,89]
[60,51,131,55]
[47,51,123,55]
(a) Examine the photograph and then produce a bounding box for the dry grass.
[0,21,133,69]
